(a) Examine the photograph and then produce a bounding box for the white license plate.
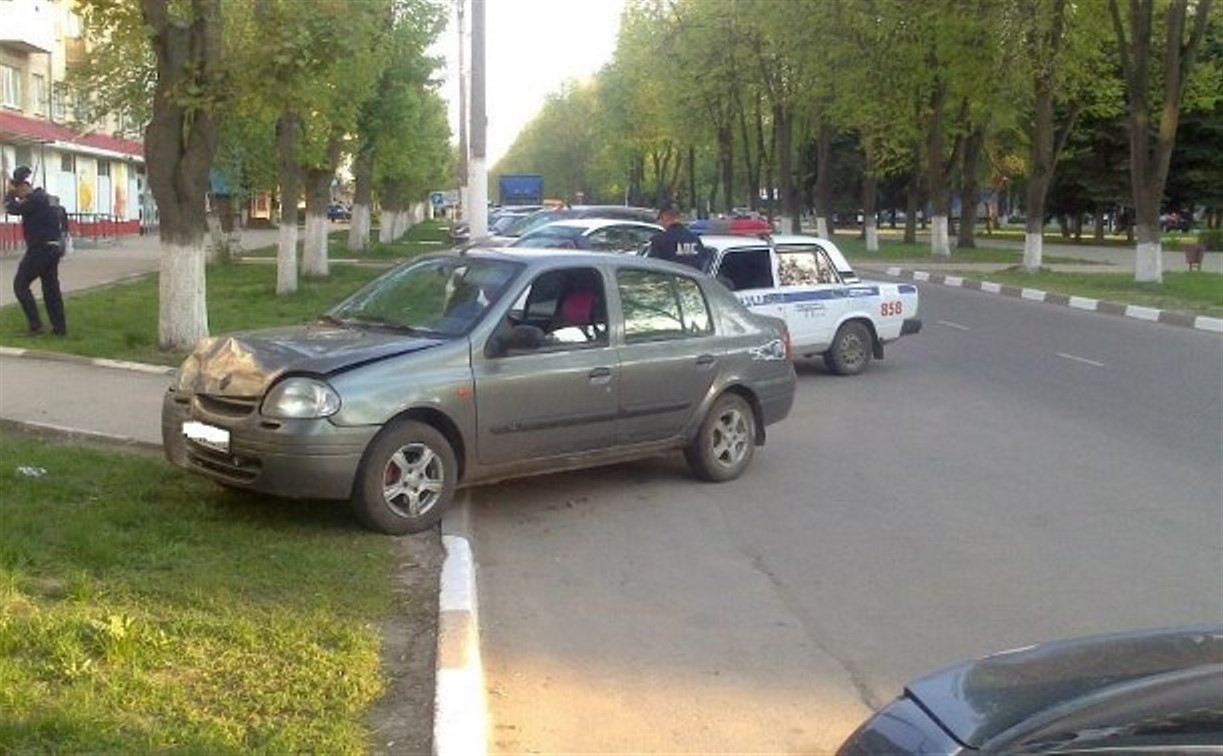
[182,420,230,453]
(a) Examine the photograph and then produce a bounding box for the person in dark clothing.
[646,200,710,271]
[4,166,67,336]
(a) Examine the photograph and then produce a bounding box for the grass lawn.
[242,219,453,260]
[0,436,404,752]
[949,268,1223,318]
[0,263,389,366]
[835,236,1100,265]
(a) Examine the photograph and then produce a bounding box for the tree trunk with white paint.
[160,239,209,349]
[276,111,301,295]
[1107,0,1210,284]
[139,0,222,351]
[348,148,374,252]
[378,211,396,243]
[1134,224,1163,283]
[302,167,332,278]
[1023,232,1043,272]
[865,220,879,252]
[815,217,829,238]
[931,216,951,257]
[350,204,371,250]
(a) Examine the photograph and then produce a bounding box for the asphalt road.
[470,280,1223,753]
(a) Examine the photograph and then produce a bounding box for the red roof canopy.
[0,110,143,159]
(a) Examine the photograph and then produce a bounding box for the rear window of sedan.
[617,269,714,342]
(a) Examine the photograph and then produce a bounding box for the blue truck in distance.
[498,174,544,206]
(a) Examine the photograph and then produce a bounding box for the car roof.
[533,218,663,234]
[459,246,705,275]
[699,232,856,275]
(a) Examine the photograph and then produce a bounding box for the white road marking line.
[1056,352,1107,368]
[938,320,971,331]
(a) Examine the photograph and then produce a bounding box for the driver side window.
[504,267,608,349]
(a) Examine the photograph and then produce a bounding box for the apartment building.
[1,0,151,248]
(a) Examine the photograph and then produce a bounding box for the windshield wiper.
[317,313,349,327]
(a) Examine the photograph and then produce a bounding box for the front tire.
[352,420,456,535]
[824,321,873,375]
[684,393,756,482]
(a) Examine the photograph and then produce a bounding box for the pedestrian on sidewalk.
[4,166,67,336]
[50,194,73,255]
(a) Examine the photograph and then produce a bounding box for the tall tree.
[141,0,225,350]
[1108,0,1215,282]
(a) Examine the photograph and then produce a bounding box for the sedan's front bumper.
[162,390,378,501]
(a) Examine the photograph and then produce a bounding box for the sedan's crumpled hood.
[186,324,445,396]
[905,624,1223,749]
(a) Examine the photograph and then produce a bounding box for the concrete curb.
[434,495,486,756]
[881,267,1223,334]
[0,346,176,375]
[0,417,162,455]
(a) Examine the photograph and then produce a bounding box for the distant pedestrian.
[50,194,72,254]
[646,200,710,271]
[4,166,67,336]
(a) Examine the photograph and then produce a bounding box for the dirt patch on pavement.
[367,529,443,754]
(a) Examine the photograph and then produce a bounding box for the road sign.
[430,191,446,207]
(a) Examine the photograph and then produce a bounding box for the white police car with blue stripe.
[701,234,921,375]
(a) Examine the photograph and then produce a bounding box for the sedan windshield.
[329,257,521,337]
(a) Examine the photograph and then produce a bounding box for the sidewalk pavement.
[0,228,282,308]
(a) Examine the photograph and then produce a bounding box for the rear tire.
[684,393,756,482]
[352,420,456,535]
[824,321,873,375]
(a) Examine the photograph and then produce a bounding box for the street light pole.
[468,0,488,238]
[456,0,468,221]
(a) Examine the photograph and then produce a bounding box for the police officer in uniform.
[646,200,710,271]
[4,166,67,336]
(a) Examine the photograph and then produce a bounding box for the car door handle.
[588,366,613,384]
[695,354,716,367]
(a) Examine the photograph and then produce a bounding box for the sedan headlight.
[262,377,341,419]
[175,356,201,393]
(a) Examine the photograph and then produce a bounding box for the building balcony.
[0,0,56,54]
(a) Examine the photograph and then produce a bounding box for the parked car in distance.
[838,625,1223,755]
[327,203,351,222]
[475,205,658,247]
[163,250,796,534]
[510,218,663,254]
[695,234,921,375]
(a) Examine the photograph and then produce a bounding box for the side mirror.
[486,324,545,357]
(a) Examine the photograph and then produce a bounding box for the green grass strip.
[0,437,397,752]
[835,236,1099,265]
[952,268,1223,318]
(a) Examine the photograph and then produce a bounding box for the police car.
[699,234,921,375]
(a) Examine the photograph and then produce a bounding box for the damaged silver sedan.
[163,250,796,534]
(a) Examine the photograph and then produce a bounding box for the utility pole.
[468,0,488,237]
[456,0,468,221]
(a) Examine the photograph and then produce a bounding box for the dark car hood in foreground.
[187,324,444,396]
[906,625,1223,750]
